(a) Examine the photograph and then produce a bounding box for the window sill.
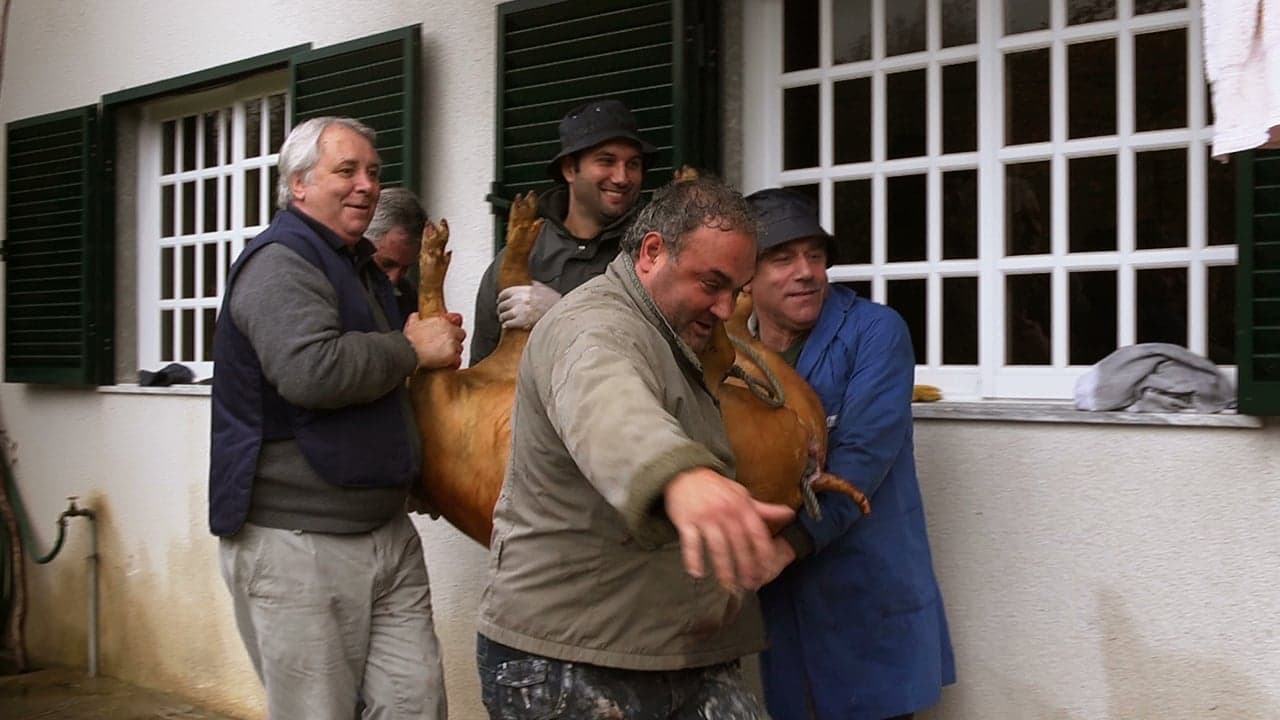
[98,383,211,397]
[912,400,1265,428]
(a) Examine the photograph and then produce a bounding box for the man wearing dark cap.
[469,98,656,363]
[744,188,955,720]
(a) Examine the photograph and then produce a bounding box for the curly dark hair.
[620,175,760,258]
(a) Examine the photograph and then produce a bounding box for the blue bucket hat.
[546,99,658,182]
[744,187,833,255]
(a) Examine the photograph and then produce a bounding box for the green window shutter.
[1237,149,1280,414]
[4,106,112,385]
[290,25,421,192]
[492,0,721,241]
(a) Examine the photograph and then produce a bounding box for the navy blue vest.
[208,207,417,536]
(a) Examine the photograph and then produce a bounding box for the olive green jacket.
[477,253,765,671]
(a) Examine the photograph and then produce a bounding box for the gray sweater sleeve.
[468,251,503,365]
[230,243,418,410]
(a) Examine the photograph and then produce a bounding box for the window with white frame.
[137,72,289,379]
[742,0,1234,400]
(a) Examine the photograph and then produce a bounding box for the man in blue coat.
[745,188,955,720]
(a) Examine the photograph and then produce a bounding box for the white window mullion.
[977,0,1003,395]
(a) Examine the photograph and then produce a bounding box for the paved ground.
[0,667,241,720]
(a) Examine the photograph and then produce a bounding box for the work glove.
[497,281,561,329]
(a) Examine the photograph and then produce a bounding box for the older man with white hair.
[210,116,461,719]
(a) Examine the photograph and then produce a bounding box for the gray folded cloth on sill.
[1073,343,1236,413]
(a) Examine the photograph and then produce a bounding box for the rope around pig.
[726,335,786,408]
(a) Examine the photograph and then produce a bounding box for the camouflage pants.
[477,635,768,720]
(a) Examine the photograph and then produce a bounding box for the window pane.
[834,77,871,164]
[203,177,218,233]
[182,181,196,236]
[1207,265,1235,365]
[223,106,232,162]
[790,183,820,207]
[162,120,175,175]
[833,179,871,264]
[203,242,217,298]
[943,276,978,364]
[268,94,286,154]
[245,168,261,227]
[887,174,926,262]
[1006,273,1052,365]
[887,70,926,159]
[1136,149,1187,249]
[1068,39,1116,139]
[1006,161,1051,255]
[1207,149,1235,246]
[245,98,263,158]
[161,247,174,300]
[943,169,978,259]
[942,0,976,47]
[1005,0,1049,35]
[1136,267,1187,346]
[886,278,927,363]
[833,0,871,64]
[1135,30,1187,132]
[181,115,197,172]
[1069,155,1117,253]
[885,0,925,57]
[268,168,280,223]
[203,111,219,168]
[224,175,232,228]
[943,62,977,153]
[181,244,196,299]
[1069,270,1117,364]
[162,183,175,238]
[203,308,217,362]
[785,0,819,71]
[182,308,196,361]
[1005,48,1050,145]
[1068,0,1115,24]
[784,85,820,169]
[838,280,872,299]
[161,310,174,362]
[1135,0,1185,13]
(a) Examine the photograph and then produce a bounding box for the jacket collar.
[608,253,707,376]
[794,284,857,379]
[285,205,377,261]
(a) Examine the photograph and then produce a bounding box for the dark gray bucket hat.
[744,187,833,255]
[546,98,658,182]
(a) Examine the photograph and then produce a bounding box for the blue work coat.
[759,284,955,720]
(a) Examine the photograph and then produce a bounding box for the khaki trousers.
[220,516,447,720]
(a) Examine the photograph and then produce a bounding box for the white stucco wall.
[2,2,1279,720]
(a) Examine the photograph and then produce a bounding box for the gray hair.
[620,175,760,258]
[275,116,377,209]
[367,187,427,246]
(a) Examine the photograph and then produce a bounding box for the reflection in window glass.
[886,0,926,57]
[162,184,175,238]
[1069,270,1117,364]
[245,168,261,227]
[203,243,217,298]
[1006,161,1051,255]
[943,276,978,364]
[838,280,873,299]
[943,169,978,259]
[246,97,263,158]
[832,0,871,64]
[203,308,217,362]
[161,247,174,300]
[833,179,871,265]
[1068,39,1116,139]
[1006,273,1052,365]
[943,62,977,153]
[887,70,927,159]
[182,181,196,236]
[203,178,218,234]
[1069,155,1117,253]
[182,244,196,299]
[834,77,872,164]
[887,174,927,262]
[785,0,820,71]
[1206,148,1235,246]
[182,116,197,172]
[1005,0,1049,35]
[1135,30,1187,132]
[1207,265,1235,364]
[161,310,174,362]
[203,112,219,168]
[887,278,927,363]
[1068,0,1115,24]
[268,94,286,154]
[942,0,976,47]
[1005,48,1050,145]
[1136,149,1187,249]
[162,120,175,175]
[784,85,820,170]
[182,308,196,362]
[1136,267,1187,346]
[1136,0,1185,13]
